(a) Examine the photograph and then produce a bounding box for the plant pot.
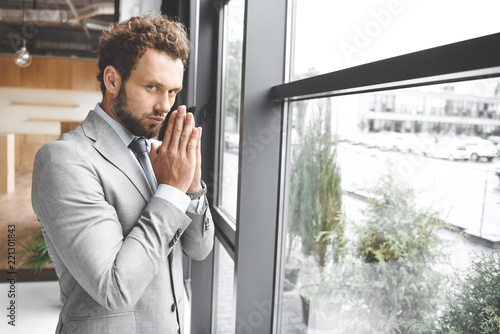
[299,284,342,332]
[299,285,319,327]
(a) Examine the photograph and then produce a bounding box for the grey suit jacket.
[32,109,214,334]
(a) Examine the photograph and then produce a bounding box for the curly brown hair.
[97,12,190,96]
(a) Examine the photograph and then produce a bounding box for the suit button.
[169,240,175,248]
[176,228,182,238]
[171,303,177,312]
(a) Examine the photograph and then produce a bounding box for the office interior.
[1,0,500,333]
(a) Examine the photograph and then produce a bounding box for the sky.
[292,0,500,77]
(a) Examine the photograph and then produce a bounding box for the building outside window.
[277,0,500,332]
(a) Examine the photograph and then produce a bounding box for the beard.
[111,87,162,139]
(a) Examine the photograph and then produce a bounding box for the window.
[193,0,500,332]
[219,0,245,221]
[210,0,245,331]
[213,241,235,334]
[291,0,500,79]
[275,0,500,330]
[279,79,500,331]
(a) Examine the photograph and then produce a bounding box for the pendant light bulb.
[14,40,32,68]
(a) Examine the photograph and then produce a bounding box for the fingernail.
[186,113,192,120]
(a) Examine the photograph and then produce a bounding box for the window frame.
[210,0,289,333]
[272,32,500,102]
[212,0,237,258]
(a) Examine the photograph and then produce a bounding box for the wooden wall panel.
[0,57,21,87]
[72,60,100,91]
[60,121,83,134]
[15,134,59,171]
[20,58,48,88]
[0,56,99,91]
[47,58,73,89]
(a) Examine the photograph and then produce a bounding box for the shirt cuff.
[188,195,208,214]
[155,184,191,213]
[155,184,208,214]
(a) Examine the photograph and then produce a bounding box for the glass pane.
[214,241,235,334]
[291,0,500,79]
[219,0,245,220]
[280,78,500,333]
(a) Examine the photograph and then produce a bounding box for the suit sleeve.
[182,197,214,261]
[32,140,193,312]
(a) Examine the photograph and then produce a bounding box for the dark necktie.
[129,138,157,192]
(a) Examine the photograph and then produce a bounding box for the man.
[31,12,214,334]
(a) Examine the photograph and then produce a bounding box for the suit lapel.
[81,110,154,201]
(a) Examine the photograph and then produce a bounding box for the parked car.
[358,133,379,148]
[345,132,366,145]
[431,139,469,161]
[370,133,395,151]
[487,135,500,145]
[414,133,437,156]
[463,138,497,162]
[389,133,423,153]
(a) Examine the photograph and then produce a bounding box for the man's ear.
[103,65,121,95]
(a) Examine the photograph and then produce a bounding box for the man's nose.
[155,94,172,114]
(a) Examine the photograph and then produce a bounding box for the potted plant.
[287,100,346,326]
[19,233,52,273]
[345,174,448,333]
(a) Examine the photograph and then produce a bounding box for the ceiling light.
[14,40,32,68]
[14,0,31,68]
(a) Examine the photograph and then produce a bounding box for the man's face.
[111,48,184,138]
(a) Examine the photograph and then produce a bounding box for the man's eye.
[147,85,158,91]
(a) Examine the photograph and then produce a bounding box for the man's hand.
[187,126,203,194]
[150,106,200,193]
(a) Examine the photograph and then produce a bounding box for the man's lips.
[148,116,164,125]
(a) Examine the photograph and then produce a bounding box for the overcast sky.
[293,0,500,76]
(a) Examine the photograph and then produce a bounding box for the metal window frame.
[196,0,289,332]
[211,0,237,255]
[208,4,237,333]
[231,0,288,333]
[271,32,500,102]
